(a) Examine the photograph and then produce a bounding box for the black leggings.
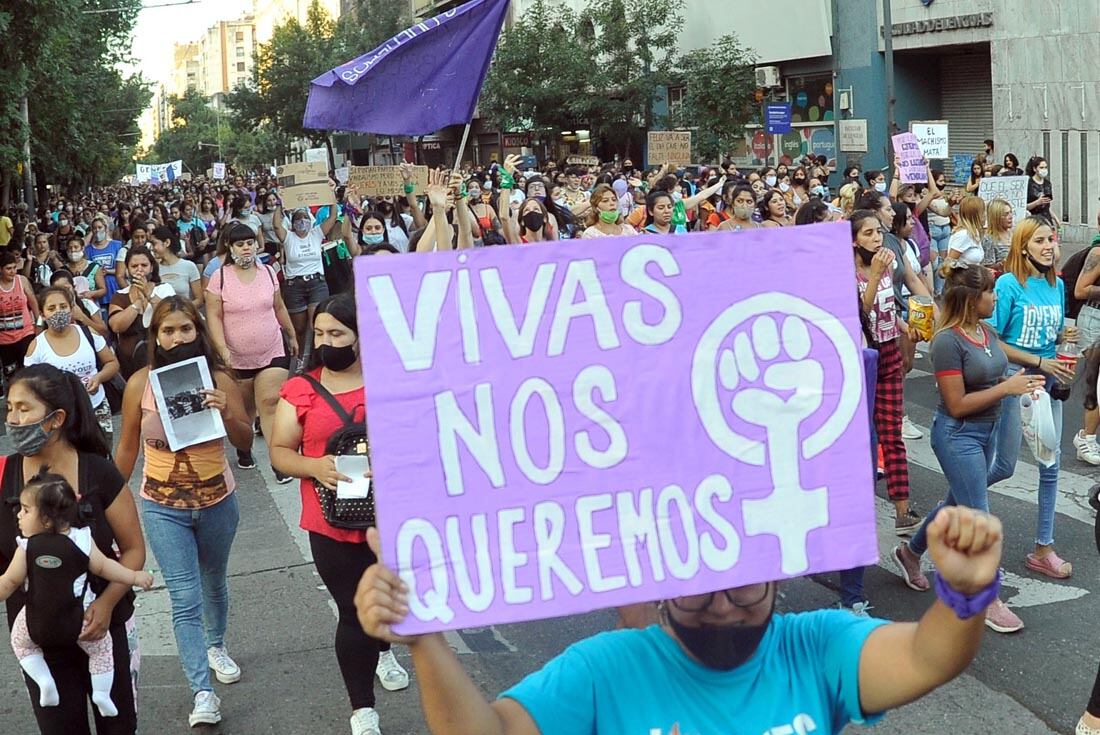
[0,333,33,380]
[309,532,391,710]
[6,606,136,735]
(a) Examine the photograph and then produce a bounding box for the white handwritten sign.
[909,121,949,160]
[978,176,1028,224]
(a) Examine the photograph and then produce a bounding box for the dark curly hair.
[22,467,80,531]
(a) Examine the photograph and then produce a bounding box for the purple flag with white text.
[304,0,510,136]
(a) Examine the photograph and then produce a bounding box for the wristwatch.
[934,569,1002,620]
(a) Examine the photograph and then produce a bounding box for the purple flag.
[304,0,510,136]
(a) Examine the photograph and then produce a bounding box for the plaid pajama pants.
[874,338,910,501]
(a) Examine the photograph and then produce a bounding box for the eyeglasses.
[671,582,772,613]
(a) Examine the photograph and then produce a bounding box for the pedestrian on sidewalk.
[356,506,1006,735]
[114,297,253,729]
[986,217,1078,579]
[893,263,1039,633]
[269,293,409,735]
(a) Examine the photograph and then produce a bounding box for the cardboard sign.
[838,120,867,152]
[276,161,329,188]
[347,165,428,196]
[648,131,692,166]
[566,155,600,167]
[909,121,949,160]
[978,175,1028,224]
[353,223,878,634]
[212,162,226,180]
[280,181,336,208]
[891,132,927,184]
[304,147,328,164]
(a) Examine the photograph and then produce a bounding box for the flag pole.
[451,121,472,174]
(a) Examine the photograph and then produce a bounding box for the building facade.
[199,18,258,99]
[253,0,342,44]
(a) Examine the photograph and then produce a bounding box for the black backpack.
[1061,243,1098,319]
[300,374,374,529]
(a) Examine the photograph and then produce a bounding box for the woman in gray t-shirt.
[893,263,1039,633]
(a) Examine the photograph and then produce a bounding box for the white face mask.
[1037,168,1048,179]
[765,175,777,187]
[778,182,790,193]
[874,181,887,193]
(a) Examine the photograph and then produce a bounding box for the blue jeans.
[142,493,240,694]
[909,412,996,555]
[987,371,1063,546]
[929,222,951,295]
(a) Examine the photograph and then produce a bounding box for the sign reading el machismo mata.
[353,223,878,634]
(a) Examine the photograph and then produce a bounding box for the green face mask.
[598,209,619,224]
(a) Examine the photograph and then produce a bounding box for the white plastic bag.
[1020,390,1057,468]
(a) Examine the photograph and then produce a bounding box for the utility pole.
[882,0,896,161]
[20,94,35,210]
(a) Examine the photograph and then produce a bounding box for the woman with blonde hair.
[893,262,1038,633]
[987,216,1078,580]
[580,184,637,239]
[982,198,1014,273]
[944,194,986,266]
[834,181,859,218]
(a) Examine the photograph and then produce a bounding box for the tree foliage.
[0,0,149,201]
[668,34,758,162]
[480,0,588,136]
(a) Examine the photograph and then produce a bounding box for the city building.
[199,17,258,100]
[170,42,203,98]
[253,0,343,44]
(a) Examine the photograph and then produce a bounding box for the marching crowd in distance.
[0,138,1096,735]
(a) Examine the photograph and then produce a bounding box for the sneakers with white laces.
[1075,431,1100,465]
[207,645,241,684]
[901,415,923,440]
[350,707,381,735]
[189,690,222,727]
[375,650,410,691]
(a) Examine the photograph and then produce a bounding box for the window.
[667,86,685,119]
[236,62,246,72]
[235,31,244,41]
[236,46,245,57]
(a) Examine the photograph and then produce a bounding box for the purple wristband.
[934,569,1002,620]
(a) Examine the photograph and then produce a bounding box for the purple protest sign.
[354,223,878,634]
[892,132,928,184]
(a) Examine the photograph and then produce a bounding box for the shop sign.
[886,12,993,37]
[838,120,867,153]
[502,133,531,148]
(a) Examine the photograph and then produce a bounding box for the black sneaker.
[253,417,262,437]
[273,469,293,484]
[894,508,922,537]
[237,450,257,469]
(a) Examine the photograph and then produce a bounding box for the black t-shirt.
[1027,177,1054,224]
[0,452,135,630]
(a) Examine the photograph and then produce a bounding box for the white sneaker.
[901,416,923,440]
[375,650,409,691]
[188,690,222,727]
[350,707,381,735]
[1075,431,1100,466]
[207,645,241,684]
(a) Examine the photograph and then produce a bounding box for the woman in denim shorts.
[272,202,339,357]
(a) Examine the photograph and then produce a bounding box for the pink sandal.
[1025,550,1072,579]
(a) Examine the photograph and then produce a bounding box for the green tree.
[480,0,588,140]
[148,89,224,173]
[576,0,684,159]
[668,34,757,162]
[337,0,413,55]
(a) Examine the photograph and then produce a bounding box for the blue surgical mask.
[362,233,384,245]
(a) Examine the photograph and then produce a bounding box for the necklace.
[956,324,992,357]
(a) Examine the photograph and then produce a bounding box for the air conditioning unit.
[755,66,782,89]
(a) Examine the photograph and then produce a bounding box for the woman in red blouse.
[269,293,407,735]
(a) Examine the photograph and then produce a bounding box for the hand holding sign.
[355,527,419,645]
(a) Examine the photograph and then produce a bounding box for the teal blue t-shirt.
[500,611,887,735]
[988,272,1064,358]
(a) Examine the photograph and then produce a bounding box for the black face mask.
[156,339,205,366]
[1027,254,1052,275]
[521,211,545,232]
[855,246,876,266]
[318,343,357,372]
[666,596,775,671]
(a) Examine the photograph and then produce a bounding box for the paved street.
[1,336,1099,733]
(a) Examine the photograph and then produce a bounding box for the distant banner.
[354,223,878,634]
[566,155,600,167]
[135,160,183,183]
[978,175,1028,224]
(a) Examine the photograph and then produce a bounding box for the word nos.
[354,225,877,633]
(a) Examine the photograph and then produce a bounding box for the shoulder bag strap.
[300,374,354,426]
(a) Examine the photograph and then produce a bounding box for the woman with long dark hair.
[0,364,145,733]
[270,293,408,735]
[114,298,252,728]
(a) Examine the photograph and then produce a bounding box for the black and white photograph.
[149,355,226,451]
